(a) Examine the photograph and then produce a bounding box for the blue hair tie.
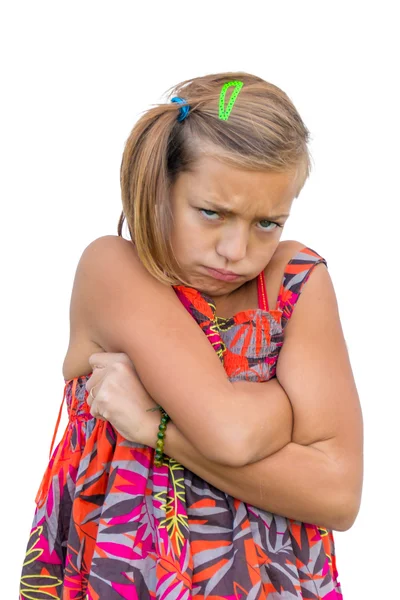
[171,96,190,122]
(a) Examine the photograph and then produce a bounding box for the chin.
[198,278,245,297]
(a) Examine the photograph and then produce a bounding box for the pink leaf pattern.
[20,247,343,599]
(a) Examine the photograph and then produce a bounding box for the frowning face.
[169,154,300,300]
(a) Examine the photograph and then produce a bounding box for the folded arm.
[76,234,363,527]
[159,426,357,531]
[142,263,363,531]
[76,235,293,465]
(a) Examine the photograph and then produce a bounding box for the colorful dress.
[20,245,343,599]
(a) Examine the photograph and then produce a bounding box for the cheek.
[171,214,203,255]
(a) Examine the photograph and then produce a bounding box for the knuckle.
[119,353,131,365]
[89,351,106,366]
[113,361,129,375]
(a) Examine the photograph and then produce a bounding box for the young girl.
[20,72,363,599]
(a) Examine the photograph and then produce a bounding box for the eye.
[257,220,280,231]
[198,209,220,220]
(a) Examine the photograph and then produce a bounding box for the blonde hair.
[118,71,312,285]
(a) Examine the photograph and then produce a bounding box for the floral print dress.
[20,245,343,599]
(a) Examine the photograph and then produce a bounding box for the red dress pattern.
[20,246,343,599]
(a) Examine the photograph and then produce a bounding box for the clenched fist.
[85,352,160,447]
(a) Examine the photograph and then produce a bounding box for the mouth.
[203,266,242,282]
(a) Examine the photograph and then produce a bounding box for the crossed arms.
[71,235,363,531]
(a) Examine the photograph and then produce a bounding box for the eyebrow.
[198,199,290,221]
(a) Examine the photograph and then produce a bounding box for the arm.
[142,263,362,530]
[88,355,293,463]
[225,378,294,460]
[78,232,363,519]
[87,352,358,530]
[159,425,357,531]
[77,235,291,465]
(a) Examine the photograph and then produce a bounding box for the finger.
[116,353,135,368]
[86,383,101,408]
[88,352,107,370]
[85,372,103,396]
[86,386,94,408]
[89,352,133,370]
[89,401,107,421]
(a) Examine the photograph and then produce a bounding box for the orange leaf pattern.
[20,246,343,599]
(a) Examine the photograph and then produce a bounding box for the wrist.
[141,411,160,448]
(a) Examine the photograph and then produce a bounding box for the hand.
[85,352,160,446]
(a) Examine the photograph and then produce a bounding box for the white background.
[1,1,399,598]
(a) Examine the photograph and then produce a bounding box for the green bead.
[159,423,166,431]
[157,432,165,440]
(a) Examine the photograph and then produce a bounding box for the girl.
[20,72,363,599]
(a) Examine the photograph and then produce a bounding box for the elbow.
[200,446,249,468]
[324,465,363,531]
[332,459,363,531]
[215,431,290,468]
[329,491,361,532]
[201,431,284,468]
[197,433,253,468]
[310,440,363,532]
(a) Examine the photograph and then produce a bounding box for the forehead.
[182,155,299,212]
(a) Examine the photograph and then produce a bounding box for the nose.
[215,225,248,263]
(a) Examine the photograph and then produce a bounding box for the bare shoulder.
[75,234,160,299]
[63,235,148,380]
[74,233,187,349]
[266,239,311,277]
[276,239,332,323]
[73,232,172,326]
[263,240,313,310]
[272,239,311,263]
[79,234,139,266]
[274,238,336,345]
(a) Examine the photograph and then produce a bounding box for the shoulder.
[79,234,138,265]
[271,239,326,266]
[272,239,328,283]
[71,235,145,337]
[280,241,333,331]
[74,231,170,304]
[63,236,137,378]
[274,239,308,258]
[73,234,184,351]
[76,234,152,289]
[264,240,319,310]
[264,240,308,282]
[266,240,329,324]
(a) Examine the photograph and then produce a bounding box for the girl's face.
[169,154,300,298]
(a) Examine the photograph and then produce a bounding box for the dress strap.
[275,246,327,329]
[257,270,269,311]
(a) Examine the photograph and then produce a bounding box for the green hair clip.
[218,80,244,121]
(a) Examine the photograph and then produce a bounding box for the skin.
[167,154,297,311]
[64,153,363,530]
